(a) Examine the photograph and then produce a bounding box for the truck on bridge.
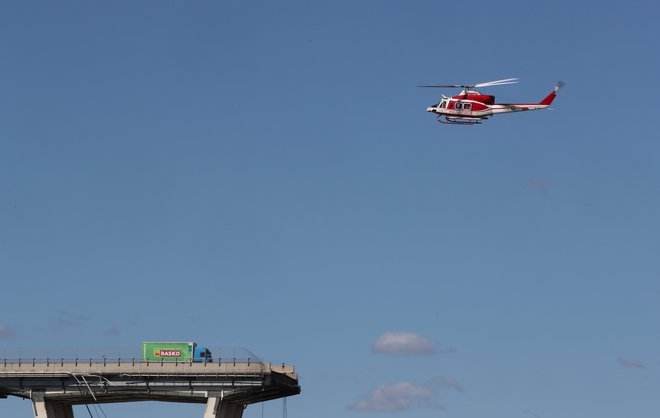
[142,341,213,363]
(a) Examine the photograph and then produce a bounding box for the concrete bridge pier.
[203,394,244,418]
[32,393,73,418]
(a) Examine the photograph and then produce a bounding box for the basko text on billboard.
[157,350,182,358]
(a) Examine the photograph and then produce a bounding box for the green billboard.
[142,342,194,362]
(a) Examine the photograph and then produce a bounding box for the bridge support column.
[32,396,74,418]
[203,397,243,418]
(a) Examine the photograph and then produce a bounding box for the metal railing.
[0,347,266,368]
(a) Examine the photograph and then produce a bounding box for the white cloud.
[0,324,16,339]
[348,377,463,412]
[372,332,440,355]
[618,357,644,368]
[349,382,430,412]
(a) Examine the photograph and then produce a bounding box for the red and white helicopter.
[420,78,563,125]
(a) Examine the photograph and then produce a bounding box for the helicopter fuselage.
[424,82,562,125]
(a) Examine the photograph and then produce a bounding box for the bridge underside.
[29,396,249,418]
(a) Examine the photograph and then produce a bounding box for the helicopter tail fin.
[538,81,564,106]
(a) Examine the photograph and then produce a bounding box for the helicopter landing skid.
[438,115,483,125]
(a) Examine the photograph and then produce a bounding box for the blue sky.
[1,1,659,417]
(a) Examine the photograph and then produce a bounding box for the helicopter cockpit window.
[440,101,446,108]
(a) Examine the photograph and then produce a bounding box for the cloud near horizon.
[524,408,543,418]
[618,357,645,368]
[57,311,89,327]
[372,332,453,355]
[0,324,16,339]
[103,324,121,336]
[348,377,463,412]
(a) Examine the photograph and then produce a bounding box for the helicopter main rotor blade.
[473,78,519,88]
[419,78,519,89]
[417,84,467,88]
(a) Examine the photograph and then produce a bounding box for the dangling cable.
[67,373,110,418]
[67,373,95,418]
[83,403,94,418]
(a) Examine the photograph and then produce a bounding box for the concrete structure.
[0,358,300,418]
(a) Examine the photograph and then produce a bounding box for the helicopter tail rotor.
[539,81,564,106]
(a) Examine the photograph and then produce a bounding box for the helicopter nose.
[426,106,436,113]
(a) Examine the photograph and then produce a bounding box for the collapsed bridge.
[0,355,300,418]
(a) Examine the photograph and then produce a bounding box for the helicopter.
[420,78,563,125]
